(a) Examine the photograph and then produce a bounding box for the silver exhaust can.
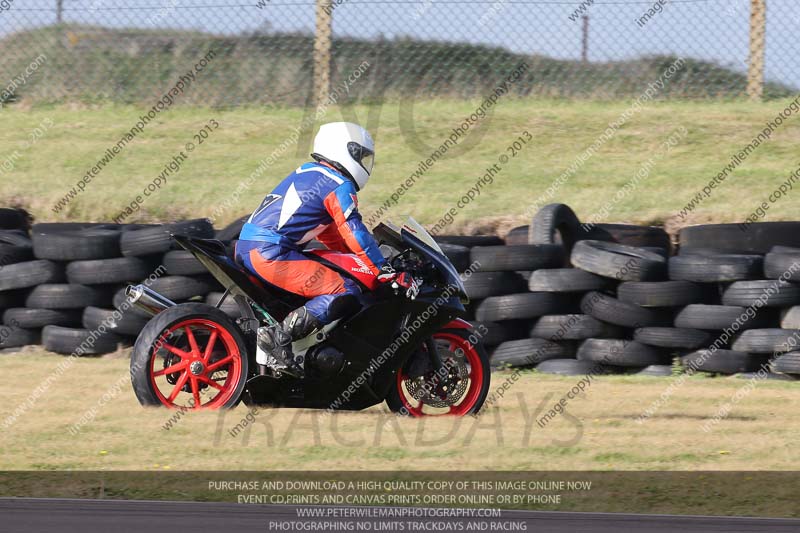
[125,284,176,316]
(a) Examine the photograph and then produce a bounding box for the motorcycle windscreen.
[401,216,444,254]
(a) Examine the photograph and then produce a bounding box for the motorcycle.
[127,217,490,416]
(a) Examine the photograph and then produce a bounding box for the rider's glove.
[376,263,398,284]
[377,263,417,298]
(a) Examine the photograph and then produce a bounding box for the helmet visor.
[360,152,374,175]
[348,141,374,175]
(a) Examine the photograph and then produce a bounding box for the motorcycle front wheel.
[386,328,491,416]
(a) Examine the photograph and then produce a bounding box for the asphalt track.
[2,498,800,532]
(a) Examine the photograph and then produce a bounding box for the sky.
[2,0,798,90]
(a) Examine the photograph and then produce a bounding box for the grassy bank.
[2,349,799,472]
[1,99,799,233]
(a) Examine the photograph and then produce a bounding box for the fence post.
[314,0,333,108]
[56,0,64,24]
[747,0,766,101]
[581,16,589,62]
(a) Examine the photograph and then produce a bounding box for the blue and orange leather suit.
[236,162,386,324]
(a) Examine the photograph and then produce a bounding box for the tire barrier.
[458,204,800,380]
[3,204,800,383]
[0,218,223,355]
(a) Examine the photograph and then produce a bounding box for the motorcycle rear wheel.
[130,303,250,409]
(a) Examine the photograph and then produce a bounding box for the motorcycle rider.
[236,122,398,376]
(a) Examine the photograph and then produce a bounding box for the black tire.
[529,204,580,254]
[0,243,33,266]
[536,358,609,376]
[491,338,574,368]
[772,352,800,375]
[617,281,706,307]
[681,349,768,374]
[680,222,800,254]
[25,284,112,309]
[0,260,64,290]
[468,320,528,346]
[635,365,674,377]
[577,338,667,367]
[674,304,775,330]
[722,280,800,307]
[32,229,121,261]
[580,291,670,328]
[433,235,503,247]
[504,225,529,246]
[633,327,711,349]
[215,215,248,242]
[0,230,33,247]
[571,240,666,281]
[147,276,218,301]
[0,230,33,266]
[731,329,800,354]
[130,303,250,408]
[580,223,671,250]
[163,250,208,276]
[463,272,526,300]
[530,314,622,340]
[476,292,573,322]
[679,247,756,257]
[120,219,214,257]
[527,268,611,293]
[42,325,126,355]
[0,207,32,231]
[770,246,800,254]
[641,247,670,259]
[3,308,81,328]
[82,306,150,337]
[438,244,471,272]
[66,257,153,285]
[31,222,117,233]
[0,324,40,348]
[668,254,763,282]
[0,290,28,309]
[764,250,800,281]
[205,292,242,318]
[781,306,800,329]
[470,244,563,272]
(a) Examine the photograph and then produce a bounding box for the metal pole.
[56,0,64,24]
[747,0,766,101]
[314,0,333,108]
[581,16,589,62]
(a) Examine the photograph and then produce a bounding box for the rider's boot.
[256,306,320,377]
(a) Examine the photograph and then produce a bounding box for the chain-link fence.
[0,0,797,107]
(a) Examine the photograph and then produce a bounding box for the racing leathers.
[235,161,387,374]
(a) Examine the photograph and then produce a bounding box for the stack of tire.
[457,204,675,377]
[672,223,800,379]
[446,207,800,380]
[0,218,220,355]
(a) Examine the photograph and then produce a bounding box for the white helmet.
[312,122,375,190]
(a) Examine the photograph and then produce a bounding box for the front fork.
[425,336,444,371]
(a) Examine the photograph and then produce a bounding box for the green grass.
[3,349,800,472]
[2,98,799,234]
[3,350,800,515]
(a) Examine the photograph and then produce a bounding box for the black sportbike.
[128,218,490,416]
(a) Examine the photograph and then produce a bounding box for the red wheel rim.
[396,332,484,417]
[149,318,242,410]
